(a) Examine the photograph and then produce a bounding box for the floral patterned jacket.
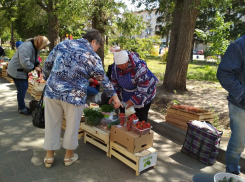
[42,38,115,105]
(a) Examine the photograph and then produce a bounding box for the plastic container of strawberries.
[132,127,150,135]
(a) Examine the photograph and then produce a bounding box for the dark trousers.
[135,102,152,122]
[87,86,99,96]
[101,92,124,113]
[13,79,28,110]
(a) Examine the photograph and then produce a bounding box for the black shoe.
[225,171,240,175]
[19,108,31,116]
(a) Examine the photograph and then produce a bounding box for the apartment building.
[133,9,162,38]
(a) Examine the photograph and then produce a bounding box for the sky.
[120,0,146,12]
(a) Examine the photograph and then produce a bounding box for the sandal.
[64,153,78,166]
[44,157,54,168]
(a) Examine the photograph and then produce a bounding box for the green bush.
[4,49,16,58]
[161,51,168,63]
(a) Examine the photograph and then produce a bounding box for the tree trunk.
[11,22,15,50]
[92,9,106,68]
[48,13,59,51]
[190,36,195,62]
[163,0,201,92]
[45,1,59,52]
[106,35,108,45]
[166,30,169,48]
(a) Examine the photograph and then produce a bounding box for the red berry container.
[132,127,150,135]
[119,115,127,126]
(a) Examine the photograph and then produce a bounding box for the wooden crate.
[81,122,110,156]
[1,69,14,83]
[28,82,34,94]
[109,142,157,176]
[33,82,45,91]
[165,105,214,130]
[31,89,42,98]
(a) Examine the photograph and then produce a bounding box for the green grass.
[104,53,219,82]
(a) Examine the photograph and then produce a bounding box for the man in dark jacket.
[217,35,245,175]
[0,46,6,56]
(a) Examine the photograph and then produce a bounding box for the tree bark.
[166,29,169,48]
[190,36,195,62]
[163,0,201,92]
[47,13,59,51]
[92,8,106,68]
[11,22,15,50]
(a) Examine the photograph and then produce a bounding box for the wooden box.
[31,89,42,100]
[27,82,33,94]
[165,105,214,130]
[33,82,45,91]
[81,122,110,156]
[109,142,157,176]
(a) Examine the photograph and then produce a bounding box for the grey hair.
[82,29,103,45]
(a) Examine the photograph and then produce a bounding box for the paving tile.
[29,170,45,181]
[57,173,73,182]
[12,163,27,174]
[0,166,15,177]
[41,168,58,179]
[45,177,61,182]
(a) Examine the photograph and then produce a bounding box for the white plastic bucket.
[214,172,245,182]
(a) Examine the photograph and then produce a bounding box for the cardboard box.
[110,126,154,154]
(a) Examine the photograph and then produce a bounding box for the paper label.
[138,152,157,172]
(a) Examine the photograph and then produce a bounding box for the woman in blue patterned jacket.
[42,29,122,168]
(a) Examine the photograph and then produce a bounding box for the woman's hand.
[125,100,134,109]
[35,66,41,72]
[109,95,123,109]
[89,78,94,82]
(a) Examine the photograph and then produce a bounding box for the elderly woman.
[111,50,158,122]
[7,36,50,115]
[42,29,122,168]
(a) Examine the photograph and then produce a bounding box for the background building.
[133,9,167,45]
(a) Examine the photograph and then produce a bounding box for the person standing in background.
[217,35,245,175]
[7,36,50,115]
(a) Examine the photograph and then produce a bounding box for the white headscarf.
[114,51,129,65]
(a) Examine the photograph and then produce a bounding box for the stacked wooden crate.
[109,126,157,176]
[165,105,214,130]
[27,81,34,94]
[1,68,14,83]
[31,82,45,100]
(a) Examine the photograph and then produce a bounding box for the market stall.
[79,103,157,176]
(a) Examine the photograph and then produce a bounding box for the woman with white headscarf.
[7,35,50,115]
[111,50,158,122]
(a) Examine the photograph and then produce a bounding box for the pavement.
[0,77,245,182]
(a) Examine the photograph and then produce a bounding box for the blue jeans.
[226,102,245,174]
[87,86,99,96]
[13,79,28,110]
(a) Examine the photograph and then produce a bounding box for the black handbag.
[32,87,45,129]
[29,100,39,113]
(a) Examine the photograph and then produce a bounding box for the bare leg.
[45,150,54,164]
[64,150,74,161]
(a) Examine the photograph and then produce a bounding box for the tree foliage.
[116,11,145,38]
[110,36,160,59]
[224,0,245,40]
[195,11,231,56]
